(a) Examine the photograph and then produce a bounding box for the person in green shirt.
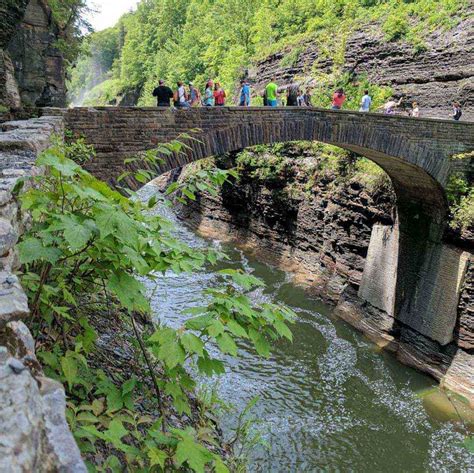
[265,77,278,107]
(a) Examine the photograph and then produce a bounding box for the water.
[140,184,473,472]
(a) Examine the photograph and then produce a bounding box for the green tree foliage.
[49,0,92,64]
[69,0,468,106]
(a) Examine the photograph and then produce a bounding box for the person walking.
[359,90,372,112]
[188,82,201,107]
[411,101,420,117]
[239,80,251,106]
[286,84,299,106]
[174,81,189,108]
[331,88,346,110]
[152,79,174,107]
[213,82,226,106]
[303,89,312,107]
[203,80,214,106]
[265,77,278,107]
[452,102,462,121]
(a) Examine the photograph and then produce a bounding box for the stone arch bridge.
[59,107,474,352]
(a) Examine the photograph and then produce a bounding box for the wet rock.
[8,357,26,374]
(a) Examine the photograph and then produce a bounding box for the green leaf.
[218,269,264,290]
[216,333,238,356]
[174,433,213,473]
[37,150,82,176]
[197,356,225,376]
[249,329,271,358]
[158,339,186,370]
[182,187,196,201]
[107,272,149,312]
[91,399,105,416]
[207,320,225,338]
[61,355,78,390]
[107,419,128,443]
[165,182,179,195]
[181,333,205,356]
[274,319,293,341]
[18,238,61,264]
[61,216,93,250]
[226,320,248,338]
[122,378,137,396]
[148,448,168,468]
[214,458,230,473]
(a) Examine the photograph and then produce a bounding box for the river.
[140,183,473,473]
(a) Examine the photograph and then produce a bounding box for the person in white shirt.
[359,90,372,112]
[175,81,190,108]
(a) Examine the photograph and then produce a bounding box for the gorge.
[0,0,473,471]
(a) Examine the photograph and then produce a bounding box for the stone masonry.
[0,115,86,472]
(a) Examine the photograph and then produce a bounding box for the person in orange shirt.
[331,88,346,110]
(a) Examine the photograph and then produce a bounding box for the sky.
[86,0,139,31]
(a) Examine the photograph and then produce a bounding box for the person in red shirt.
[331,88,346,110]
[213,83,226,106]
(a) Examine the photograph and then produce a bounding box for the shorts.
[267,99,278,107]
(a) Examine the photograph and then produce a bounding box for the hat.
[188,82,193,86]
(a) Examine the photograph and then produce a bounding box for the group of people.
[152,79,248,108]
[152,79,226,108]
[152,78,464,121]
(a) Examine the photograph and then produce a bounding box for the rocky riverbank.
[156,143,474,403]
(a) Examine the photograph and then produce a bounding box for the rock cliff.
[249,18,474,120]
[0,0,66,109]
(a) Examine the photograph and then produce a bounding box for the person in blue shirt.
[239,80,251,106]
[359,90,372,112]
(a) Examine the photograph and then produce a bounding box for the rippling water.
[140,184,473,472]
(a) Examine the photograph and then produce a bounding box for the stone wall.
[0,115,86,472]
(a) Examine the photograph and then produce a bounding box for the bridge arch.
[62,107,474,346]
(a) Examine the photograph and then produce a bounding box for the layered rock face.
[249,18,474,120]
[0,0,29,108]
[0,0,66,109]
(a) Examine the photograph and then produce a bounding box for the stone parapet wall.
[0,116,86,472]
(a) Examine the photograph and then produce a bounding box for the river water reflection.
[141,184,472,472]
